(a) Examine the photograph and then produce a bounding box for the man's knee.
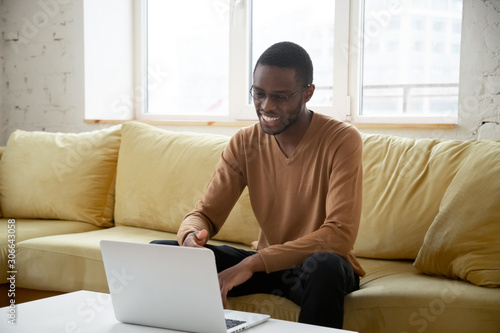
[301,253,348,280]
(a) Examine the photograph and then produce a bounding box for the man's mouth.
[261,114,279,123]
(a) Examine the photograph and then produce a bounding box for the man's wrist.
[243,253,266,273]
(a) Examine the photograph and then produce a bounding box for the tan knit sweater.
[178,112,365,276]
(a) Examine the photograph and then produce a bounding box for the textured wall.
[0,0,499,144]
[0,0,104,144]
[460,0,500,140]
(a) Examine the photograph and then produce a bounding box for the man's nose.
[260,95,276,111]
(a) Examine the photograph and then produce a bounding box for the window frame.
[84,0,460,127]
[135,0,351,123]
[349,0,460,125]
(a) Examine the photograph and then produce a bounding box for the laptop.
[100,240,270,333]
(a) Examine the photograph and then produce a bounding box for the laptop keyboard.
[226,318,246,329]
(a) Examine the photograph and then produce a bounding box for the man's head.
[254,41,313,87]
[252,42,315,137]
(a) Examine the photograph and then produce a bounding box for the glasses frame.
[249,84,311,105]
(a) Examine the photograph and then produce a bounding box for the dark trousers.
[150,240,359,329]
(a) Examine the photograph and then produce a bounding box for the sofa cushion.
[414,140,500,287]
[114,122,260,245]
[15,226,252,293]
[355,134,475,259]
[0,218,102,283]
[0,127,121,227]
[343,258,500,333]
[215,258,500,332]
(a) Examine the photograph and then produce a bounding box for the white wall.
[1,0,499,145]
[0,0,102,142]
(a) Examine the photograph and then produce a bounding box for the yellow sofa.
[0,121,499,333]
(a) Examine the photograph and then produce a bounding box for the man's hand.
[218,253,265,308]
[182,229,208,248]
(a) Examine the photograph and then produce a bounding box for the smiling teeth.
[262,115,279,122]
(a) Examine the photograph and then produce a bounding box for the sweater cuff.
[256,248,277,274]
[177,216,210,245]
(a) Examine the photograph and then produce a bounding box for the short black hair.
[254,41,314,86]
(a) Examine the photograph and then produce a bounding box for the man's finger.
[183,230,208,247]
[220,286,228,309]
[196,229,208,244]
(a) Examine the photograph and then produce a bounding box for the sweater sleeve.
[257,127,364,275]
[177,135,247,245]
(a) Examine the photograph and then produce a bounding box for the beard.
[258,102,304,136]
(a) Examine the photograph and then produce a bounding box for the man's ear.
[304,84,315,103]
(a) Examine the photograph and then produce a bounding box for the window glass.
[147,0,229,116]
[360,0,462,117]
[251,0,336,106]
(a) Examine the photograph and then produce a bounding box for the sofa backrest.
[354,133,477,259]
[0,127,121,227]
[113,122,261,245]
[2,123,495,264]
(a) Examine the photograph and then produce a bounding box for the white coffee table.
[1,290,356,332]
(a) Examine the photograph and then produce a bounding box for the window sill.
[84,119,257,128]
[350,122,456,130]
[85,119,456,130]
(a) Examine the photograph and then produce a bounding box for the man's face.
[252,65,311,136]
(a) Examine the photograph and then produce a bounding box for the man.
[153,41,365,329]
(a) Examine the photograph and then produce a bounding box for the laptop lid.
[100,240,269,333]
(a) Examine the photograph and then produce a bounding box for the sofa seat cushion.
[0,127,121,227]
[15,226,252,293]
[0,219,102,283]
[343,258,500,333]
[14,229,500,331]
[191,258,500,331]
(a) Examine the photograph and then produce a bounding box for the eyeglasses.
[249,85,311,105]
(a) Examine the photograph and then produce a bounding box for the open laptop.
[100,240,270,333]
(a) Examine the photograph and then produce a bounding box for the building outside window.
[358,0,463,123]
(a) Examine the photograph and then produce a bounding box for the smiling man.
[153,42,365,329]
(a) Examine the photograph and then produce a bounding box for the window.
[355,0,463,123]
[84,0,463,125]
[251,0,335,107]
[146,0,229,119]
[139,0,350,122]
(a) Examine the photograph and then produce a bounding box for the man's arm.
[176,136,247,246]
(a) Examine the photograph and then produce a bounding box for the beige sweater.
[178,112,365,276]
